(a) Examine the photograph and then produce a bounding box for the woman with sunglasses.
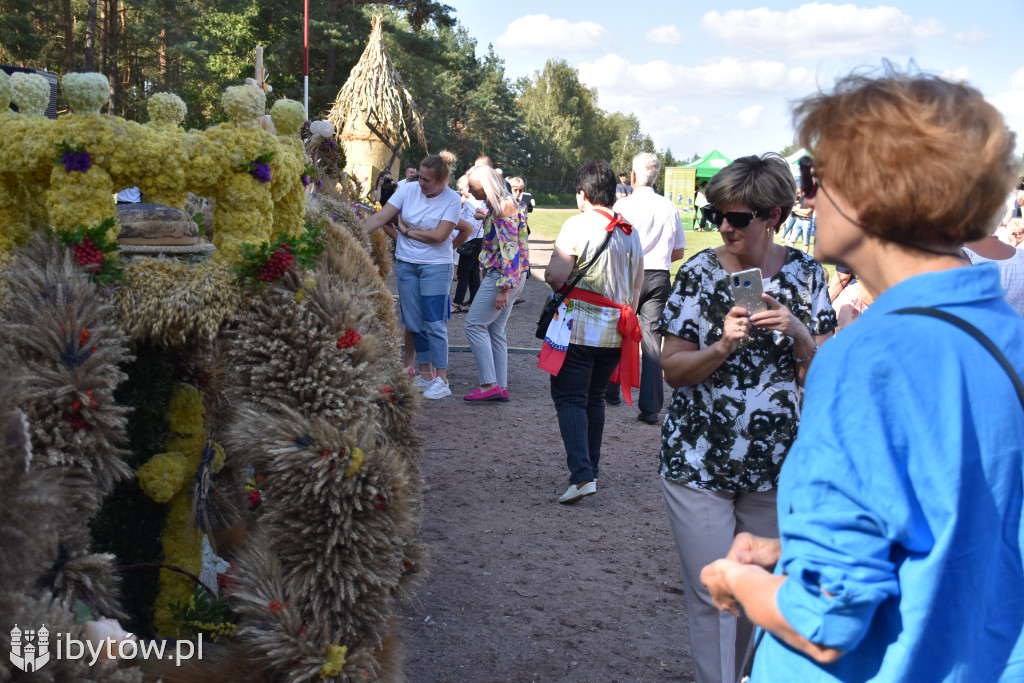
[658,152,836,683]
[700,71,1024,682]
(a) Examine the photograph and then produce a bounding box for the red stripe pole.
[303,0,309,119]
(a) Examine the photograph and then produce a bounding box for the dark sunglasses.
[798,155,818,199]
[701,205,761,228]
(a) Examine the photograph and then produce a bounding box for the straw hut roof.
[328,15,427,150]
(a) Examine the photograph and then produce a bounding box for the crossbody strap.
[890,306,1024,409]
[554,214,619,305]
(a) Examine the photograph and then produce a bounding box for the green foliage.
[170,585,238,643]
[531,192,576,209]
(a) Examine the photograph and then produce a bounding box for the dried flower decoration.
[0,69,13,110]
[232,217,326,286]
[61,72,109,115]
[147,92,187,128]
[222,83,266,127]
[10,71,49,116]
[55,141,92,173]
[56,217,127,286]
[247,151,275,184]
[270,98,306,137]
[336,328,361,349]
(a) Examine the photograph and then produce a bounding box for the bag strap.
[554,212,620,304]
[890,306,1024,409]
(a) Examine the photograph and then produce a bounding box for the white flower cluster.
[10,72,50,116]
[270,99,305,137]
[61,72,109,115]
[148,92,187,128]
[0,69,12,110]
[309,120,334,140]
[222,84,266,128]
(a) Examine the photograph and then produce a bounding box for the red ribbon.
[564,288,641,405]
[592,208,633,235]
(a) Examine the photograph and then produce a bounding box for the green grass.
[528,209,829,281]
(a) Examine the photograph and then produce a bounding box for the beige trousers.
[661,479,778,683]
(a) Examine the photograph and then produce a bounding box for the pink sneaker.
[463,386,505,401]
[499,388,510,402]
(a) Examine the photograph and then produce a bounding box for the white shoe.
[412,374,435,390]
[422,377,451,399]
[558,480,596,504]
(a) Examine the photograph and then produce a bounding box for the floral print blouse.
[479,208,530,292]
[658,247,837,492]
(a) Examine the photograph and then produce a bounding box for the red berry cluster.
[73,237,104,273]
[256,244,294,282]
[62,411,92,432]
[336,328,361,349]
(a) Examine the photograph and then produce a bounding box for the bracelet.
[793,340,819,364]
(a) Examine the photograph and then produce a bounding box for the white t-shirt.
[613,186,686,271]
[388,182,462,265]
[964,246,1024,316]
[460,198,487,240]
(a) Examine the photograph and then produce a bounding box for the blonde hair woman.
[363,150,472,399]
[462,164,530,401]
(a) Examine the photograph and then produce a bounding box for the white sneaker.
[412,374,435,390]
[558,480,596,504]
[422,377,451,399]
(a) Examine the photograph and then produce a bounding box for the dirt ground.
[394,227,696,682]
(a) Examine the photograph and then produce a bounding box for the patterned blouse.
[479,208,530,292]
[659,247,837,492]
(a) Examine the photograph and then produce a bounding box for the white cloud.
[579,54,814,96]
[1010,68,1024,91]
[700,3,944,59]
[495,14,610,53]
[953,29,991,51]
[941,67,971,83]
[645,24,682,46]
[736,105,764,129]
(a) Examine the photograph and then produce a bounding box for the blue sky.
[442,1,1024,162]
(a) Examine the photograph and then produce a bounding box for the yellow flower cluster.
[270,99,306,138]
[61,72,109,115]
[148,92,187,129]
[187,620,238,642]
[0,69,11,109]
[222,84,266,128]
[136,451,186,503]
[319,644,348,679]
[344,447,364,478]
[11,72,49,116]
[45,163,117,237]
[0,77,307,268]
[135,383,224,637]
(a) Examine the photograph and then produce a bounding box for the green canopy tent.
[684,149,732,181]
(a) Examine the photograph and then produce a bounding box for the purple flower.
[321,139,336,151]
[250,163,272,183]
[316,179,323,190]
[63,150,92,173]
[301,174,311,187]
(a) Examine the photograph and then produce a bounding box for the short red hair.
[794,69,1019,246]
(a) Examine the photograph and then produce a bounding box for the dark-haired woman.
[659,153,836,683]
[542,159,644,504]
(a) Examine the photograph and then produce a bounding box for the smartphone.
[730,268,768,314]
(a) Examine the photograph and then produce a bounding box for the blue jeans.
[550,344,622,485]
[395,260,453,369]
[789,217,810,244]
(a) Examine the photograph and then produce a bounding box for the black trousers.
[606,269,671,415]
[454,237,484,305]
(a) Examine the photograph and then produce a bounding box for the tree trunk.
[107,0,120,113]
[63,0,74,72]
[159,7,169,88]
[84,0,97,71]
[98,0,107,76]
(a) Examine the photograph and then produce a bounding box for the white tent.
[784,148,806,179]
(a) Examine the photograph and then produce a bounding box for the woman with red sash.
[541,159,644,504]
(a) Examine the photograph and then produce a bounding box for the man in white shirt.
[395,164,417,190]
[605,152,687,423]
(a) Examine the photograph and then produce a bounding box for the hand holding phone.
[730,268,768,314]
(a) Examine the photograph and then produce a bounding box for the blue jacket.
[753,264,1024,682]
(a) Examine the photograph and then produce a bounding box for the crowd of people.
[363,67,1024,683]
